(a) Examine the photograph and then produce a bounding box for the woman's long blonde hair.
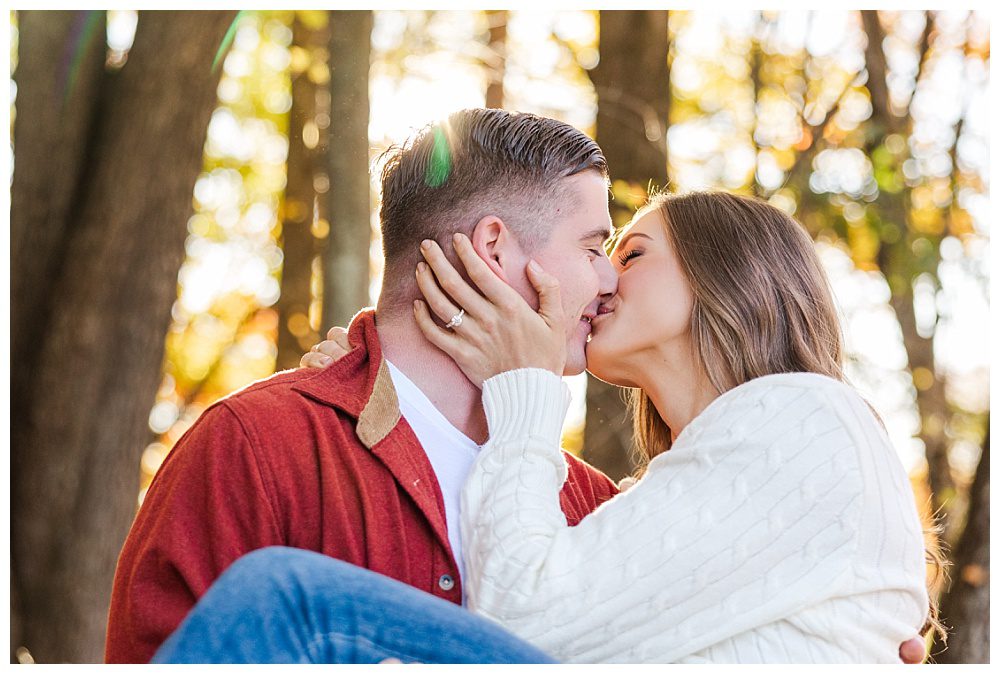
[626,190,946,645]
[628,191,844,461]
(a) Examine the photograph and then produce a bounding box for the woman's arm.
[296,237,927,663]
[462,373,894,663]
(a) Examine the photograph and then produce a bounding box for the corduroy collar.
[291,308,402,449]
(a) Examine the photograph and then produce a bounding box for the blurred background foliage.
[9,9,990,664]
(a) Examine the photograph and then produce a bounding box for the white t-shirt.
[385,360,481,601]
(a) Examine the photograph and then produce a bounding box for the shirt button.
[438,574,455,591]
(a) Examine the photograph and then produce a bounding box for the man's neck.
[375,310,488,444]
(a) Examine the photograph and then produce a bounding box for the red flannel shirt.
[105,309,619,663]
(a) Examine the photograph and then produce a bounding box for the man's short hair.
[376,108,608,301]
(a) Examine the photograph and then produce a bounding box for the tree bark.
[584,10,670,481]
[937,424,989,663]
[749,12,765,194]
[322,10,373,330]
[10,11,107,662]
[589,10,670,223]
[484,10,507,109]
[11,9,106,484]
[275,14,329,369]
[861,11,901,134]
[886,264,955,532]
[861,10,957,536]
[10,10,236,663]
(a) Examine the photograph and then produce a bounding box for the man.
[105,108,621,663]
[107,108,925,663]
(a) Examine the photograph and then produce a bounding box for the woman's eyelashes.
[617,248,642,266]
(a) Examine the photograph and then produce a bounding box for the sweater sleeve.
[461,370,876,663]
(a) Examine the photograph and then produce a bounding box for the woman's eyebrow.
[616,231,653,249]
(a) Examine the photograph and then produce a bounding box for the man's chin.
[562,346,588,377]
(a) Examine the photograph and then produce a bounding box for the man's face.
[506,171,618,375]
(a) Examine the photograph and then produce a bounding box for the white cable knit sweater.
[461,370,928,663]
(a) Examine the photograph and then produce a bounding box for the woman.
[156,191,934,663]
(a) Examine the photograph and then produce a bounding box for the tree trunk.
[11,11,105,398]
[887,266,955,532]
[322,10,373,330]
[590,9,670,224]
[749,12,765,193]
[581,379,636,481]
[584,10,670,481]
[861,10,957,537]
[937,423,989,663]
[484,10,507,109]
[10,10,235,663]
[275,14,329,370]
[10,11,107,661]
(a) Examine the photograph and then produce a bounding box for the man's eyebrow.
[580,227,615,242]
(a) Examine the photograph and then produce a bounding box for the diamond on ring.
[445,309,465,329]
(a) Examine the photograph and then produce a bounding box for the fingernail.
[319,356,332,366]
[453,232,462,244]
[416,261,426,274]
[528,259,541,273]
[420,239,432,251]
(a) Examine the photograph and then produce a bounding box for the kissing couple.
[109,108,936,664]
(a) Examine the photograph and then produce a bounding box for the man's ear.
[470,216,518,283]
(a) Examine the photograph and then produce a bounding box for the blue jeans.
[152,546,557,664]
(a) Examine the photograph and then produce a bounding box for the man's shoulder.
[211,366,348,412]
[159,365,374,487]
[197,366,359,438]
[218,367,319,405]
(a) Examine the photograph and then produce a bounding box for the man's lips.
[591,304,614,324]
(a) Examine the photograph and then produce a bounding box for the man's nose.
[595,253,618,298]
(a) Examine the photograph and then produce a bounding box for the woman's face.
[585,209,696,387]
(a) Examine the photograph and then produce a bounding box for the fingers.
[413,299,466,358]
[301,326,351,369]
[418,239,491,318]
[323,326,351,353]
[331,330,351,353]
[449,234,523,308]
[415,261,466,326]
[299,351,333,369]
[898,637,926,664]
[526,259,564,327]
